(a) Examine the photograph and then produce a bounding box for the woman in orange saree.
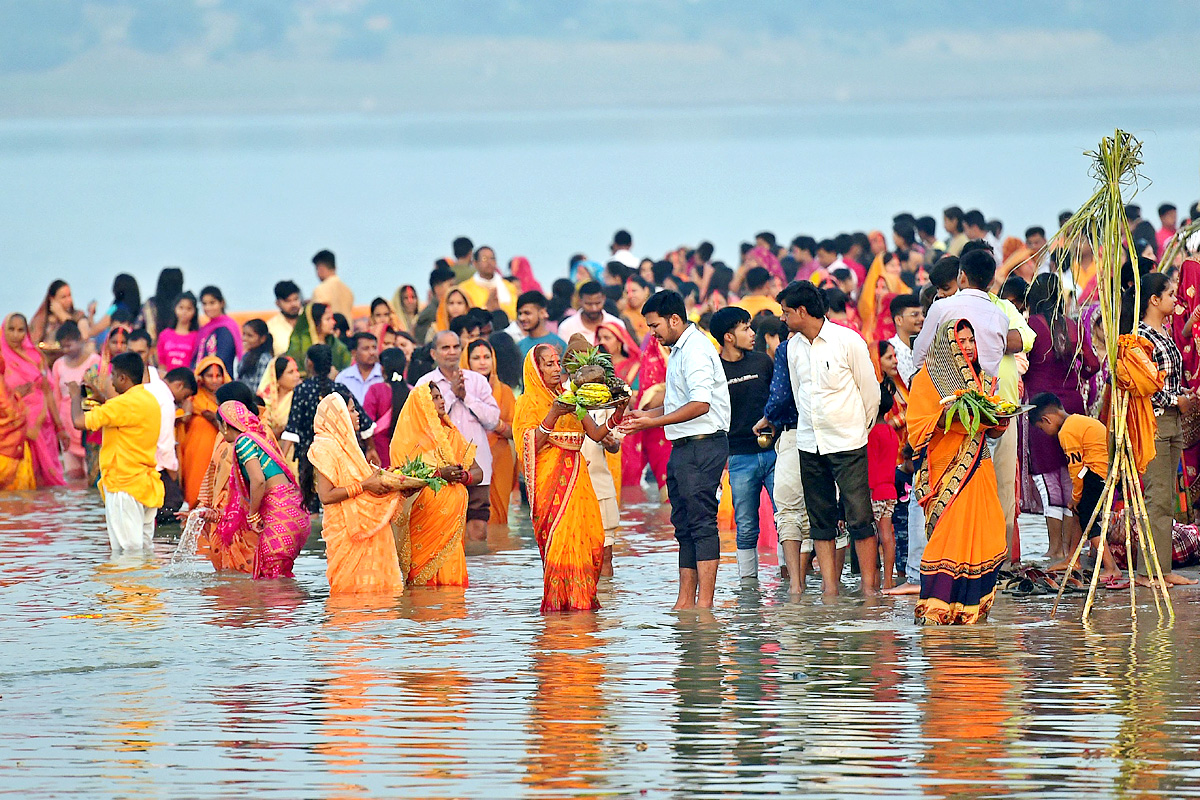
[389,383,482,587]
[908,319,1008,625]
[310,389,417,595]
[180,356,230,508]
[513,344,622,613]
[0,355,36,491]
[465,339,516,525]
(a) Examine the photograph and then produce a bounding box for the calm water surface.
[3,486,1200,799]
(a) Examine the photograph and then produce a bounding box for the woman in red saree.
[390,383,481,587]
[1,313,66,487]
[908,319,1008,625]
[874,339,909,448]
[513,345,621,612]
[621,334,670,495]
[215,400,312,579]
[0,354,36,491]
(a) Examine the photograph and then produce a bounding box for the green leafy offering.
[396,455,447,493]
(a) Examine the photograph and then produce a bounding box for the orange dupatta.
[858,254,905,342]
[1115,334,1164,474]
[389,384,475,587]
[512,345,604,612]
[310,393,403,595]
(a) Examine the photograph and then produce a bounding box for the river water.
[3,485,1200,799]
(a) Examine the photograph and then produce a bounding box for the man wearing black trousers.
[620,290,731,609]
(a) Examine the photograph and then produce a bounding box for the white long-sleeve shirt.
[663,324,731,441]
[787,319,880,455]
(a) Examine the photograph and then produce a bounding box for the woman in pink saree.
[1,313,66,487]
[1171,255,1200,509]
[215,400,311,579]
[621,334,670,495]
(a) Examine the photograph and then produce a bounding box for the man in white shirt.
[887,294,924,385]
[335,332,383,406]
[620,290,730,610]
[780,281,881,597]
[310,249,355,320]
[557,281,623,345]
[610,229,638,269]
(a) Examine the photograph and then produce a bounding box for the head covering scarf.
[435,288,473,334]
[570,260,603,285]
[308,392,400,543]
[923,319,994,403]
[508,256,543,294]
[857,259,905,342]
[0,354,30,465]
[597,320,640,383]
[389,384,476,471]
[1172,257,1200,386]
[1,313,47,390]
[195,355,231,395]
[98,322,133,376]
[218,400,294,483]
[513,345,585,444]
[746,246,784,284]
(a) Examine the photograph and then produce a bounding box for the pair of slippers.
[1001,568,1086,598]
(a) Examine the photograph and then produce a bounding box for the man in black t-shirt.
[712,307,777,581]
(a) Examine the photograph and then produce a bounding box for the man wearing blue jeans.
[712,307,776,581]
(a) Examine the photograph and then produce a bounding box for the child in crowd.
[868,381,900,589]
[69,352,164,551]
[50,321,100,479]
[1031,392,1125,586]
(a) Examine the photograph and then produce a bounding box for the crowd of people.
[4,199,1200,623]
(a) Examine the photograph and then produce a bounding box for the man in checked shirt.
[1136,272,1198,588]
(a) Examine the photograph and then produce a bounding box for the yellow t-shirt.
[311,274,355,320]
[989,294,1035,403]
[457,275,519,320]
[85,385,165,509]
[1057,414,1109,503]
[736,295,783,318]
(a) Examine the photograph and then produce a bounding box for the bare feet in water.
[1166,572,1199,587]
[882,582,920,596]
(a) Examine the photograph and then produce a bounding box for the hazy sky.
[3,0,1199,118]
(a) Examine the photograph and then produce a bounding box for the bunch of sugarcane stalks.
[1040,130,1173,623]
[1049,394,1173,622]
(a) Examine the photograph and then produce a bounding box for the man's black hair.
[452,237,473,259]
[517,290,548,310]
[641,290,687,322]
[777,280,827,318]
[893,221,916,246]
[1159,203,1177,217]
[165,367,198,393]
[216,381,257,409]
[110,352,144,385]
[823,287,848,314]
[696,241,714,261]
[1025,226,1046,240]
[816,238,837,254]
[755,231,777,248]
[710,306,751,346]
[1001,275,1028,302]
[1029,392,1064,424]
[449,315,480,337]
[963,209,986,230]
[274,280,301,301]
[651,260,673,285]
[959,249,997,290]
[128,329,152,347]
[744,266,771,292]
[312,249,336,269]
[929,255,961,289]
[889,293,921,318]
[613,229,632,247]
[353,331,378,347]
[429,266,456,290]
[578,280,604,298]
[915,216,937,238]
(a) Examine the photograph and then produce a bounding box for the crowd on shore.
[3,199,1200,622]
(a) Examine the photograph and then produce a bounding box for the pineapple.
[564,345,613,386]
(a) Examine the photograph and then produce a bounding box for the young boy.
[1031,392,1124,584]
[70,352,164,552]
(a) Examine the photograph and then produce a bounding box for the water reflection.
[5,486,1200,798]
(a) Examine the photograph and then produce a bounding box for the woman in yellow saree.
[513,344,624,613]
[389,383,482,587]
[908,319,1009,625]
[310,390,418,595]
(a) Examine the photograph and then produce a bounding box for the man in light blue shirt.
[335,332,384,405]
[620,290,730,610]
